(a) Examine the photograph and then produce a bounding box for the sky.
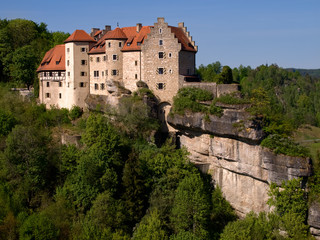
[1,0,319,69]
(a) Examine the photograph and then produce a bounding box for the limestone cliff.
[167,109,312,216]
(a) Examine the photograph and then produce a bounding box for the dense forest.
[0,18,319,239]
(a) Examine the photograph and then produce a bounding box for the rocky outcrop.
[168,110,312,217]
[168,109,265,144]
[309,201,320,239]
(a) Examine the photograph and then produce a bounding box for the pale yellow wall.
[105,39,125,83]
[122,51,141,92]
[89,53,108,95]
[39,71,66,108]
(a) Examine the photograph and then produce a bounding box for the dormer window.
[56,61,60,65]
[127,43,131,46]
[137,42,141,46]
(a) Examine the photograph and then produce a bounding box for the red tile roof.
[94,30,102,37]
[37,44,65,72]
[88,25,196,54]
[105,27,127,40]
[64,30,96,43]
[169,26,196,52]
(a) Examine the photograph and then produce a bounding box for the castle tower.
[64,30,96,109]
[105,28,127,85]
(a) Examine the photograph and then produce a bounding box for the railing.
[41,76,65,81]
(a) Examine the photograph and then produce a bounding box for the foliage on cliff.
[0,85,238,239]
[221,178,313,240]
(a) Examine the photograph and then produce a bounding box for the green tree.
[0,109,16,136]
[19,213,59,240]
[215,66,233,84]
[132,209,168,240]
[170,173,211,239]
[10,45,38,89]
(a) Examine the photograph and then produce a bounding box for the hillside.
[286,68,320,78]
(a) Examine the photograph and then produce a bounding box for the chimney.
[178,22,184,28]
[105,25,111,32]
[136,23,142,33]
[90,28,100,37]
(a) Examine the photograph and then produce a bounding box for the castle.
[37,17,198,109]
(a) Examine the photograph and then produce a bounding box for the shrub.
[69,105,83,120]
[208,105,223,117]
[172,88,213,115]
[261,134,309,157]
[213,93,250,105]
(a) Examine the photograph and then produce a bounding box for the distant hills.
[286,68,320,78]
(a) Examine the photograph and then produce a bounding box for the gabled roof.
[88,24,196,54]
[64,30,96,43]
[37,44,65,72]
[105,27,128,40]
[169,26,196,52]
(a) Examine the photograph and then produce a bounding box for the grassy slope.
[294,125,320,169]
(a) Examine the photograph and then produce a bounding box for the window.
[67,48,70,53]
[106,70,108,76]
[94,83,98,90]
[168,53,172,58]
[112,69,117,76]
[59,82,62,87]
[159,28,162,34]
[102,71,104,77]
[90,57,93,62]
[100,83,105,90]
[44,72,47,77]
[103,56,107,61]
[81,47,86,52]
[158,67,164,75]
[169,69,173,74]
[67,72,70,77]
[135,60,138,66]
[159,40,163,46]
[96,57,100,62]
[81,60,87,65]
[112,54,117,61]
[80,72,87,76]
[119,42,122,47]
[94,71,99,78]
[45,93,50,98]
[59,93,62,99]
[49,72,53,77]
[108,42,111,48]
[159,52,164,59]
[156,83,166,90]
[46,82,50,87]
[58,72,61,77]
[135,74,138,79]
[80,82,85,87]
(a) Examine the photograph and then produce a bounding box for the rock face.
[309,201,320,240]
[168,110,265,144]
[168,110,312,216]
